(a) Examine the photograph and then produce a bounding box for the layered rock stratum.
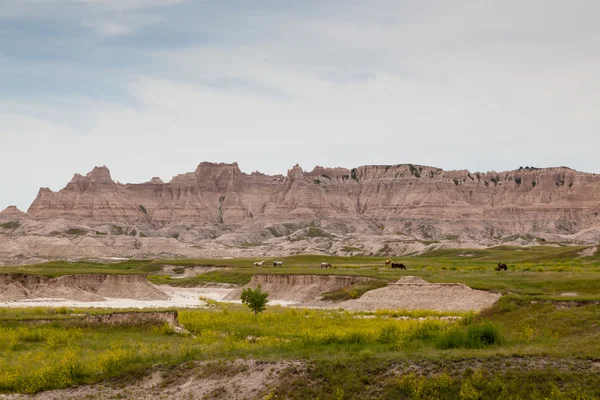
[2,162,600,263]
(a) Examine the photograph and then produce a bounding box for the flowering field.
[0,306,497,394]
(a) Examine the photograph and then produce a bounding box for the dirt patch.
[225,274,376,303]
[577,246,597,257]
[10,360,304,400]
[0,273,169,302]
[334,276,501,312]
[7,357,598,399]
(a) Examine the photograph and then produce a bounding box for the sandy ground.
[335,276,501,312]
[0,276,500,311]
[2,360,304,400]
[0,286,301,309]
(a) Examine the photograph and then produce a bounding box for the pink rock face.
[23,162,600,239]
[0,206,29,220]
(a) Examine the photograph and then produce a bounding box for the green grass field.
[1,246,599,398]
[4,246,600,300]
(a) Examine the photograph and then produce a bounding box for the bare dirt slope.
[337,276,501,312]
[0,274,168,302]
[7,360,302,400]
[225,274,375,303]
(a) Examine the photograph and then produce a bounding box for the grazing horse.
[384,259,392,265]
[495,263,508,271]
[391,263,406,270]
[320,262,332,269]
[253,261,265,267]
[273,261,283,267]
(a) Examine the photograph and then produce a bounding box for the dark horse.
[495,263,508,271]
[391,263,406,270]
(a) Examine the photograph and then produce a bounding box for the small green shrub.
[240,285,269,315]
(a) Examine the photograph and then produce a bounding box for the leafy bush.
[240,285,269,315]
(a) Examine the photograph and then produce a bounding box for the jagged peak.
[85,166,113,181]
[0,205,29,220]
[195,161,239,170]
[287,164,304,179]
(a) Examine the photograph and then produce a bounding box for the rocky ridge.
[2,162,600,263]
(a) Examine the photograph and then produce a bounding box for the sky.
[1,0,600,210]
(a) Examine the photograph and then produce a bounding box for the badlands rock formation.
[0,274,168,301]
[225,274,376,303]
[2,162,600,262]
[339,276,501,312]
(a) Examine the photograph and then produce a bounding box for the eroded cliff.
[2,162,600,262]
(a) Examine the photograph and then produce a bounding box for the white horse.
[253,261,265,266]
[320,262,332,269]
[273,261,283,267]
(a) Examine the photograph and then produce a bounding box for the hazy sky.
[1,1,600,210]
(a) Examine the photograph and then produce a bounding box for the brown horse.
[384,259,391,265]
[495,263,507,271]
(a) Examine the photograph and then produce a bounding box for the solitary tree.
[240,285,269,315]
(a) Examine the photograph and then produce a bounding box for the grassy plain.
[0,245,599,398]
[4,245,600,300]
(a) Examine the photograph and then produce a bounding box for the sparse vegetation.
[65,228,88,235]
[0,221,20,230]
[111,225,125,235]
[138,205,147,214]
[306,227,332,238]
[407,164,421,178]
[321,278,388,301]
[341,246,361,252]
[350,168,359,182]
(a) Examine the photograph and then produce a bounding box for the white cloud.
[1,1,600,210]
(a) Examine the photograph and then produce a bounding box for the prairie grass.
[2,249,600,396]
[0,298,598,395]
[5,247,600,300]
